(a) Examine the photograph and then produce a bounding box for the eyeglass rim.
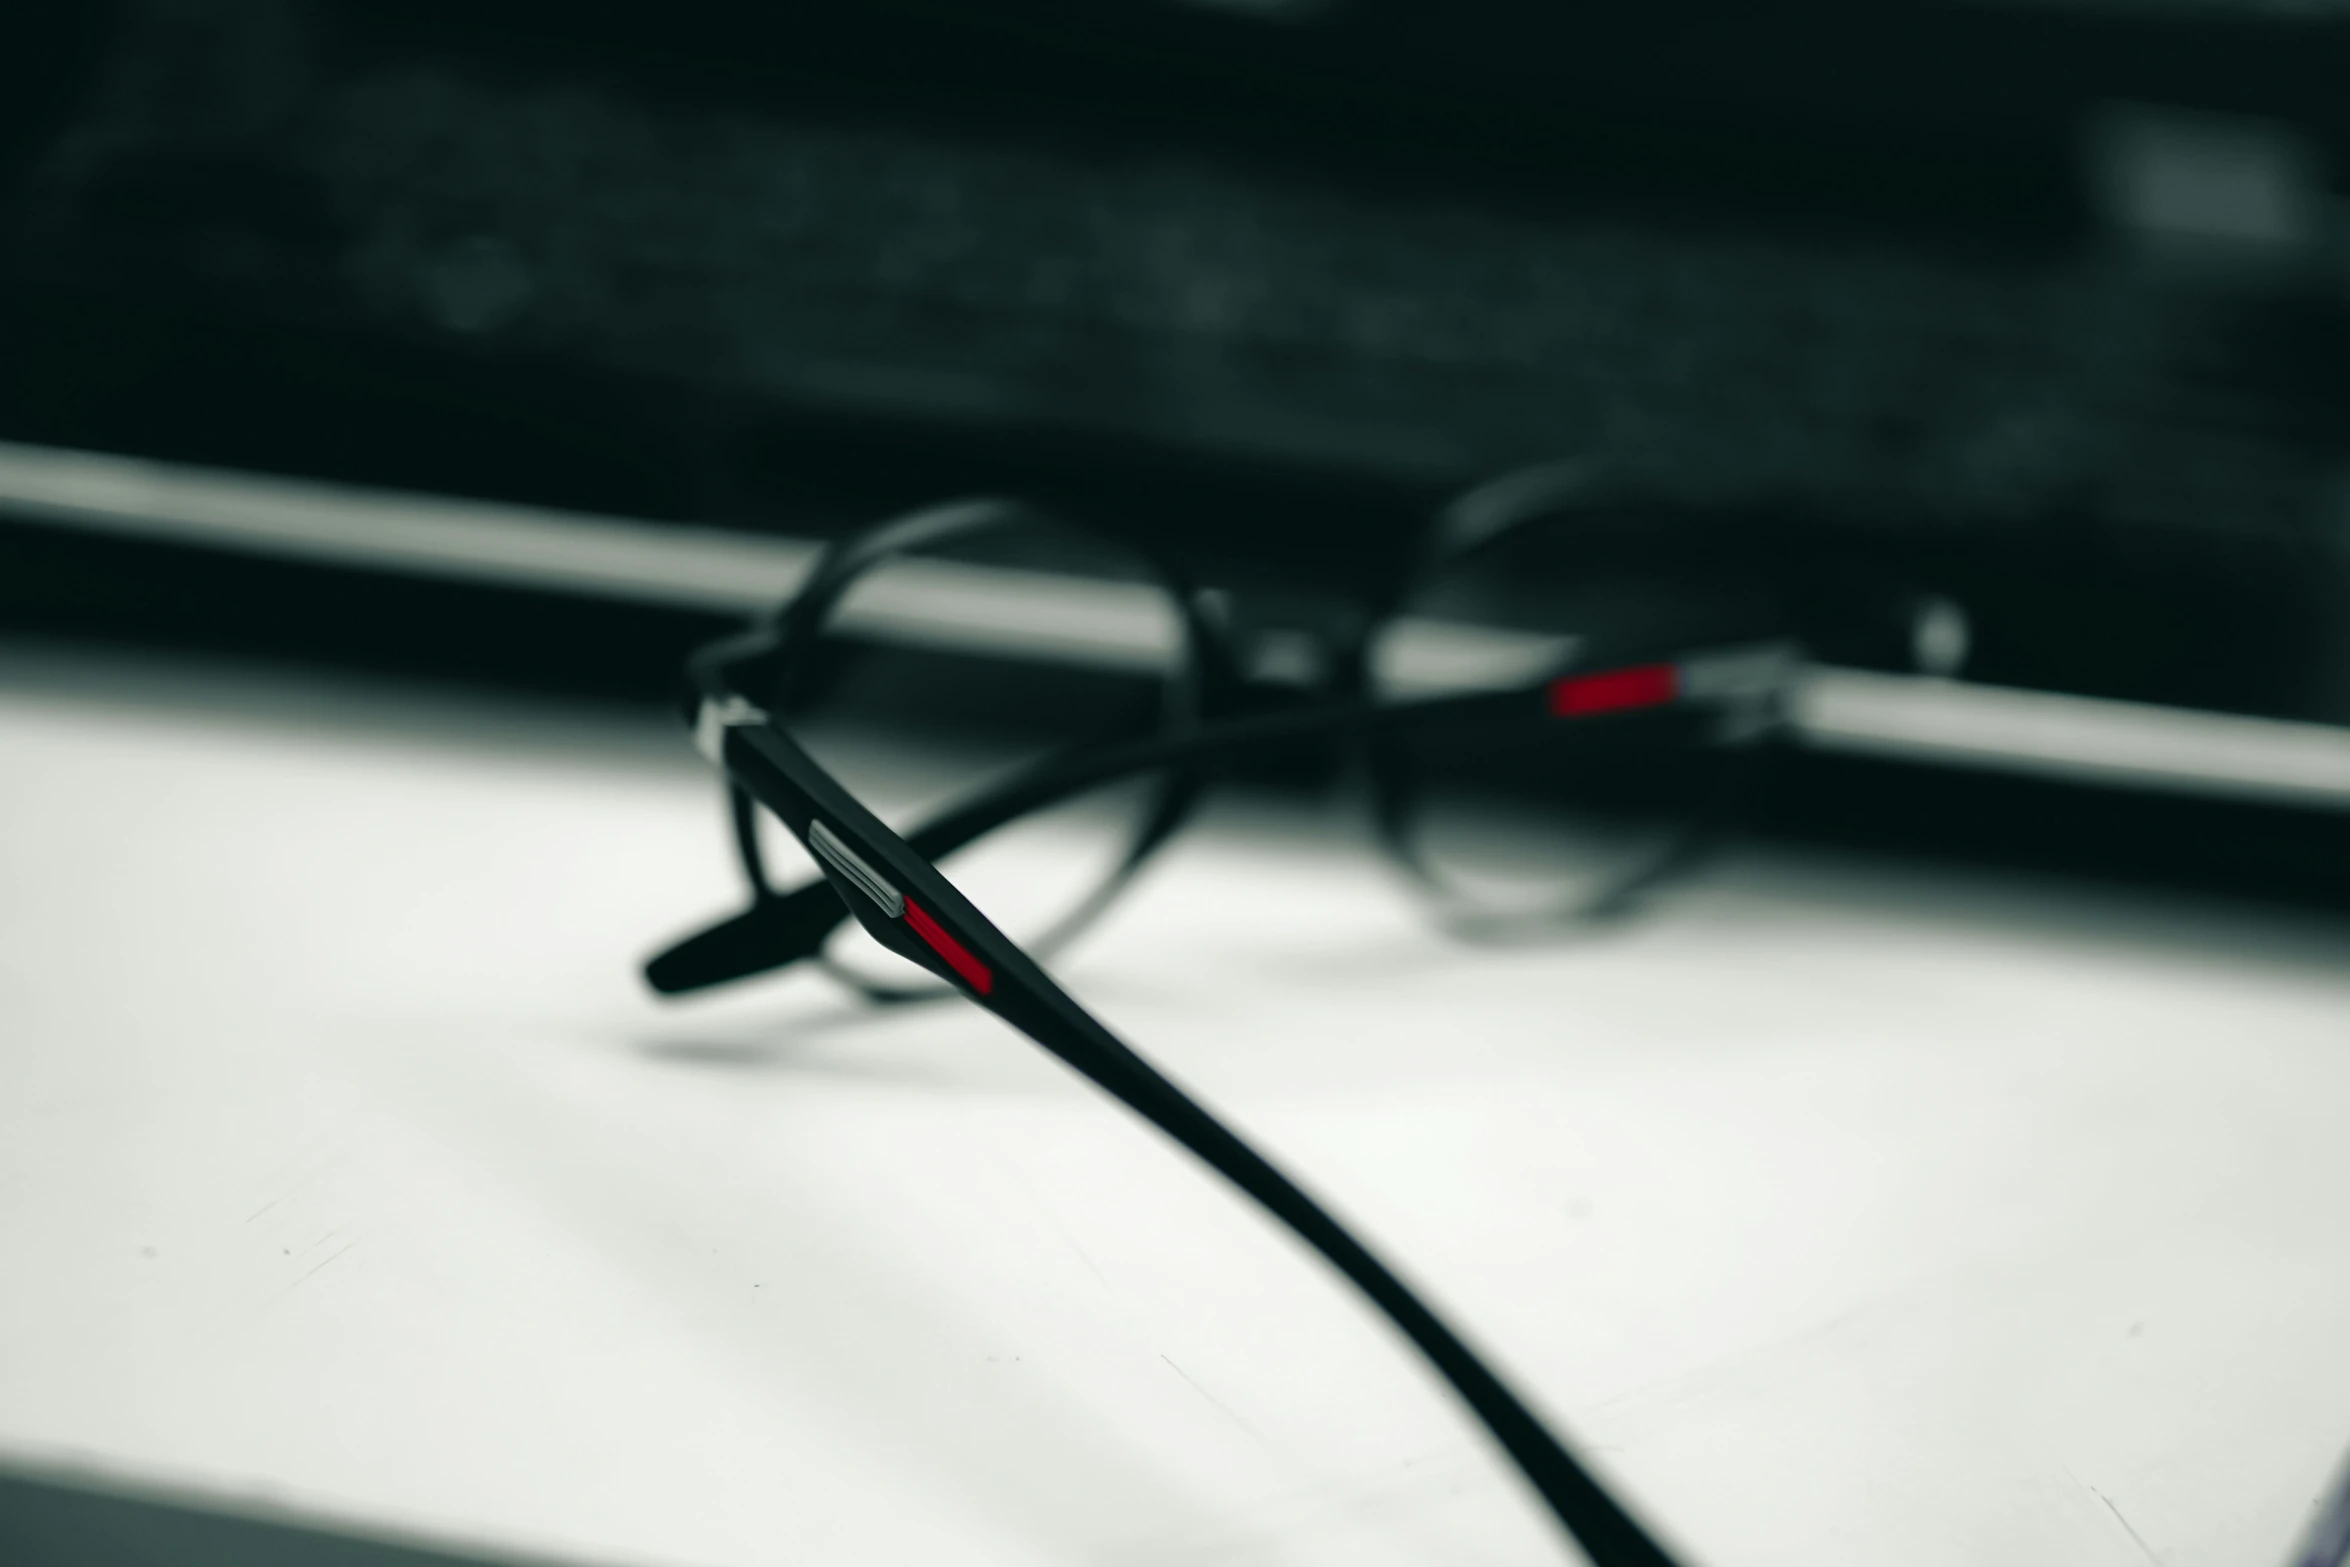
[731,496,1221,1001]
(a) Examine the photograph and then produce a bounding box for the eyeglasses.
[642,466,1876,1565]
[649,466,1843,996]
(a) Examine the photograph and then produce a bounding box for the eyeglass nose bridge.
[1238,626,1338,690]
[1193,586,1374,700]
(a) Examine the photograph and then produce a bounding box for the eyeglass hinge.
[693,694,771,766]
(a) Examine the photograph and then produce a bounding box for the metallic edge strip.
[0,438,816,614]
[807,820,906,919]
[1794,668,2350,809]
[9,438,2350,811]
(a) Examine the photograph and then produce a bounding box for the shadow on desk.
[0,1463,581,1567]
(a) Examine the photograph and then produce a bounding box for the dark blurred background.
[7,0,2350,900]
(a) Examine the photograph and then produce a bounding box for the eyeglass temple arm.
[995,980,1684,1567]
[712,710,1686,1567]
[643,685,1524,995]
[643,890,847,995]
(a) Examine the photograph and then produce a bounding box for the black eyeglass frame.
[638,478,2350,1567]
[649,485,1800,999]
[660,546,1799,1566]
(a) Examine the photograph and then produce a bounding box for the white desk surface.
[3,643,2348,1567]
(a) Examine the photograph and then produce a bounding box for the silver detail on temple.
[808,820,906,919]
[1679,641,1800,703]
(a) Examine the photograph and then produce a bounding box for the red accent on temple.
[903,899,994,995]
[1548,662,1680,718]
